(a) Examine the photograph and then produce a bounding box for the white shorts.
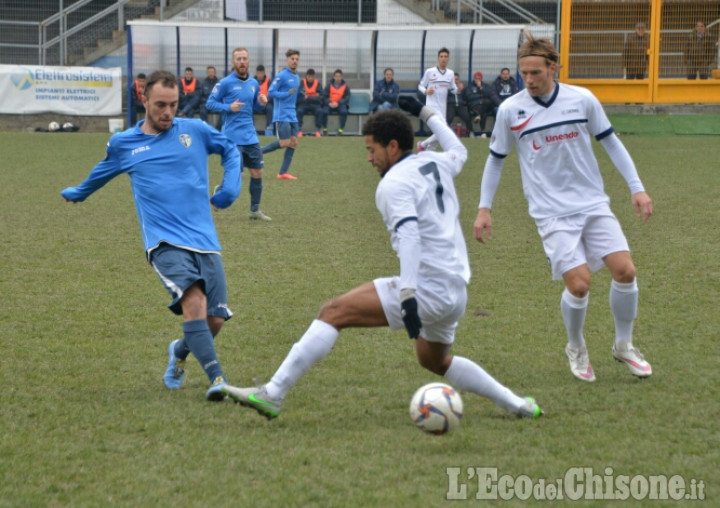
[536,204,630,280]
[373,275,467,344]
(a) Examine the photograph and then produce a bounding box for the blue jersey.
[60,118,241,256]
[206,73,262,146]
[268,67,299,123]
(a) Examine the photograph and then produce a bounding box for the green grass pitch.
[1,125,718,506]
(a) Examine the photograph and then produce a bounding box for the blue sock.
[262,141,281,154]
[173,326,218,360]
[173,338,191,361]
[249,177,262,212]
[183,319,224,382]
[279,148,295,175]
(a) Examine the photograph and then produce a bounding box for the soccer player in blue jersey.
[474,33,654,383]
[262,49,300,180]
[222,98,543,421]
[61,70,242,401]
[207,47,272,221]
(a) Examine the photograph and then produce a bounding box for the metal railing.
[430,0,547,25]
[0,0,133,65]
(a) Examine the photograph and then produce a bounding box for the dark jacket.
[684,31,716,69]
[370,78,399,110]
[622,33,649,75]
[463,82,500,112]
[492,76,519,103]
[200,77,219,103]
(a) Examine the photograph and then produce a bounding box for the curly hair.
[361,110,414,152]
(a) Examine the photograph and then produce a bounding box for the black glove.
[400,289,422,340]
[398,96,423,117]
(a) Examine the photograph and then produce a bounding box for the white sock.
[266,319,339,400]
[561,288,589,348]
[423,134,438,150]
[610,279,638,349]
[444,356,526,414]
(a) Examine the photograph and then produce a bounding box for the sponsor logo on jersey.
[131,145,151,156]
[545,131,579,143]
[562,108,580,115]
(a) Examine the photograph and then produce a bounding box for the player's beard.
[234,63,248,78]
[146,110,175,134]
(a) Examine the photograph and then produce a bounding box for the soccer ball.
[62,122,74,130]
[48,121,60,132]
[409,382,463,435]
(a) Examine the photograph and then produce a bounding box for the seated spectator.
[322,69,350,135]
[128,72,146,126]
[493,67,519,103]
[369,68,399,112]
[463,71,500,137]
[199,66,222,129]
[254,64,274,135]
[296,68,324,137]
[446,73,472,137]
[178,67,200,118]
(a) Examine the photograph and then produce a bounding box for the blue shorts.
[149,243,233,319]
[238,143,264,169]
[276,121,299,140]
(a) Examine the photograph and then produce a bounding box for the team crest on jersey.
[178,133,192,148]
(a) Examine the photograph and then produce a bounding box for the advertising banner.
[0,65,122,115]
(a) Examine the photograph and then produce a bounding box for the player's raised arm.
[397,96,467,171]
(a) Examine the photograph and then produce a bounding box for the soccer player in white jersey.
[222,98,543,421]
[417,47,457,152]
[473,33,654,382]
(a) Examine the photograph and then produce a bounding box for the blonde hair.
[518,31,559,66]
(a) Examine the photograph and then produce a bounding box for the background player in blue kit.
[473,33,654,383]
[222,98,542,421]
[207,47,272,221]
[61,70,242,401]
[262,49,300,180]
